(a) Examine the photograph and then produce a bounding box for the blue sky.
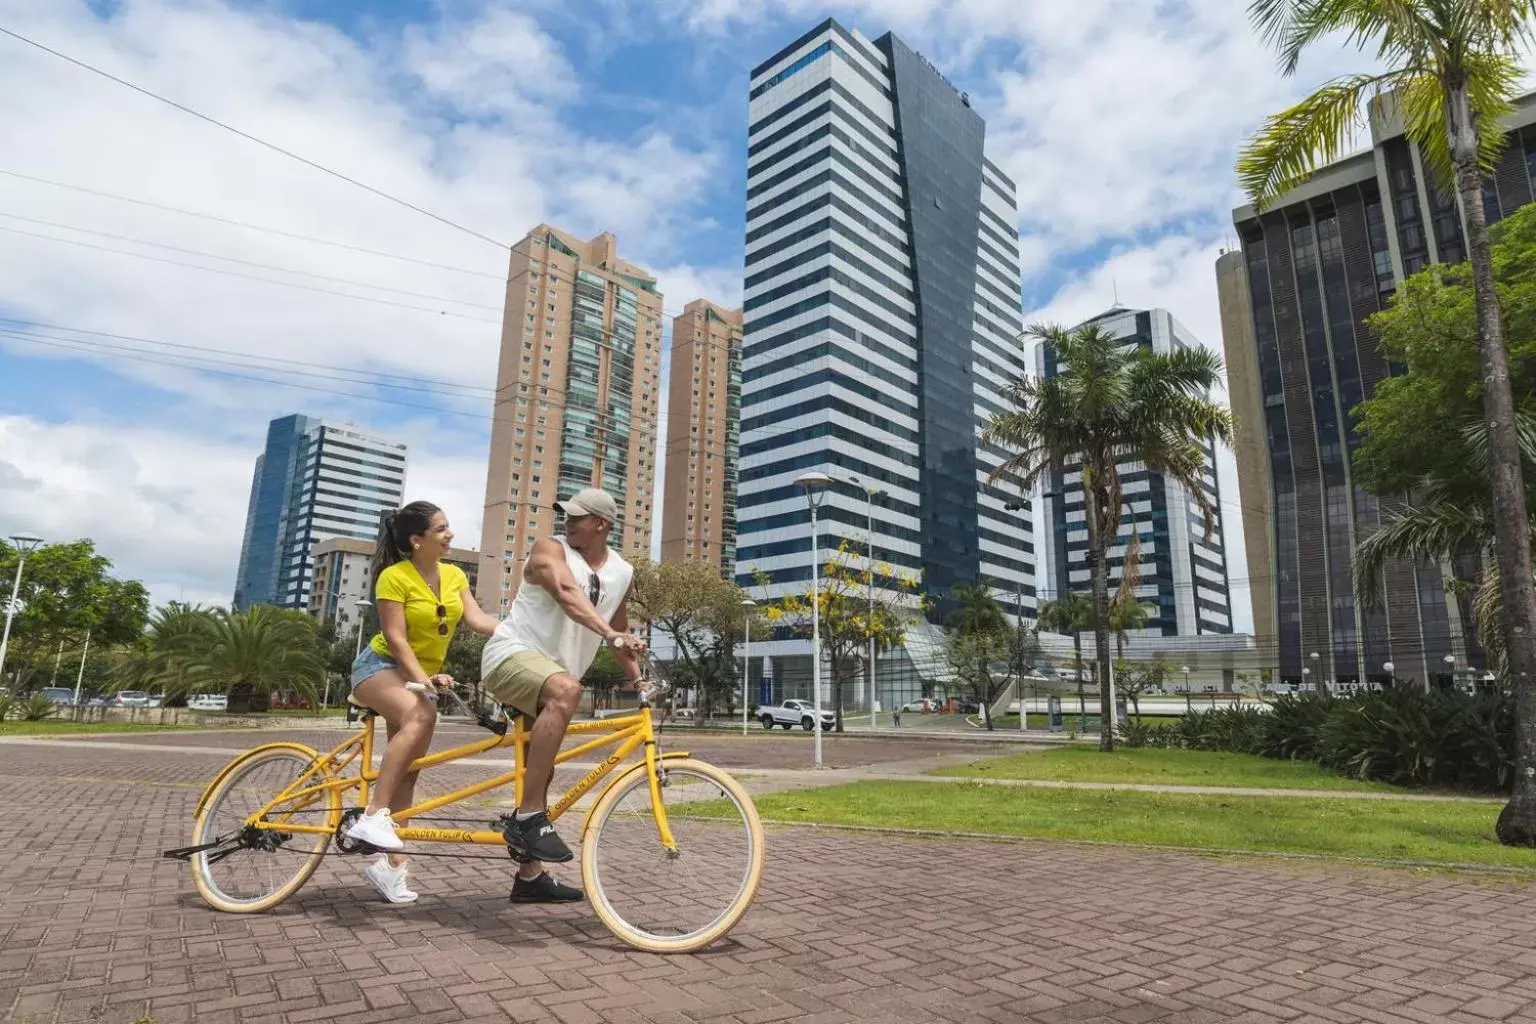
[0,0,1379,628]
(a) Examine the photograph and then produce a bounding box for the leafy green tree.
[631,559,760,723]
[0,539,149,690]
[1237,0,1536,846]
[1116,657,1173,720]
[582,646,628,710]
[765,541,921,733]
[943,585,1013,731]
[983,323,1230,751]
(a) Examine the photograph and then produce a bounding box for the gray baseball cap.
[555,487,621,522]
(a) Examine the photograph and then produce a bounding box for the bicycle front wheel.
[191,744,341,914]
[581,758,764,953]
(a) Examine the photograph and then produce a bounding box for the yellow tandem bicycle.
[165,659,764,953]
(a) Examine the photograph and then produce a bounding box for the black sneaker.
[500,811,574,863]
[510,871,584,903]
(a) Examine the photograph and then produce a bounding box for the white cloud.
[0,0,737,604]
[0,413,252,605]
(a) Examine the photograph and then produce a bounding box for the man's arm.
[524,538,625,642]
[608,583,644,680]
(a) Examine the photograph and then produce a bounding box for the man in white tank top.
[481,487,647,903]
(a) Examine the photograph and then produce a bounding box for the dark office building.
[1216,93,1536,688]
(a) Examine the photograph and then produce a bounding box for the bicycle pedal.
[492,816,534,863]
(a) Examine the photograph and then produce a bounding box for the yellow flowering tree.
[763,540,924,732]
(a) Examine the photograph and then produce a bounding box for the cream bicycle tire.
[191,744,342,914]
[580,757,764,954]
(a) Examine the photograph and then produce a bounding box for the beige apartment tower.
[478,225,664,614]
[660,300,742,575]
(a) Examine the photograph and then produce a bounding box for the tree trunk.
[1086,477,1116,752]
[833,662,845,734]
[1451,138,1536,842]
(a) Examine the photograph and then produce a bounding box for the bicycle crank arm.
[162,838,237,861]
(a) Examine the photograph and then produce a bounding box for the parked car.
[954,698,980,714]
[109,690,151,707]
[39,687,74,705]
[187,693,228,712]
[757,698,836,731]
[901,698,940,713]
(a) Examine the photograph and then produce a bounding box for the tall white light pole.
[846,476,884,729]
[0,533,44,687]
[795,471,831,769]
[71,628,91,707]
[741,598,756,736]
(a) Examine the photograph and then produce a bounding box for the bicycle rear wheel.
[191,744,341,913]
[580,758,763,953]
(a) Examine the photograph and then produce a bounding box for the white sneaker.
[363,856,419,904]
[346,809,404,851]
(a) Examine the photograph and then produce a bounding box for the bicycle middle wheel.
[191,744,342,913]
[581,757,764,953]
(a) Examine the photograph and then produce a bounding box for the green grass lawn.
[0,720,200,735]
[716,781,1535,868]
[933,746,1404,792]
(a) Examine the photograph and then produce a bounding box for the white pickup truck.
[757,698,836,731]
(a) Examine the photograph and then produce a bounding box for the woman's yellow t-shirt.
[368,560,469,677]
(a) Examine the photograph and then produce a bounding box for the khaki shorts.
[483,649,565,717]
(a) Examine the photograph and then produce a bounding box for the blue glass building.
[233,414,407,611]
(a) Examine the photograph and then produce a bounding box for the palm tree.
[167,606,324,713]
[1037,591,1095,735]
[1238,0,1536,845]
[1353,414,1536,688]
[1108,595,1158,662]
[985,324,1231,751]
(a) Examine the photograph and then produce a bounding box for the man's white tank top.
[483,537,634,679]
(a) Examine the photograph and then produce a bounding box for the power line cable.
[0,25,508,250]
[0,168,505,279]
[0,224,501,323]
[0,210,504,310]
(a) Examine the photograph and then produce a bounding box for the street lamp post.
[794,471,831,770]
[0,533,44,687]
[1181,664,1191,713]
[740,598,756,736]
[1444,653,1457,694]
[71,628,91,708]
[1309,651,1322,694]
[1383,661,1395,690]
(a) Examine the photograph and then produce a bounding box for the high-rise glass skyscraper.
[233,414,407,611]
[1039,307,1232,637]
[1217,92,1536,688]
[736,19,1032,623]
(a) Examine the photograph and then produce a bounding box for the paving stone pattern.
[5,739,1536,1022]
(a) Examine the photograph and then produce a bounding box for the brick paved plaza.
[6,728,1536,1024]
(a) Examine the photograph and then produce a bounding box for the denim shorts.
[350,647,400,689]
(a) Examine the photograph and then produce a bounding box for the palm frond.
[1351,501,1492,607]
[1238,70,1419,208]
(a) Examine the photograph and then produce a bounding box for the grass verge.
[0,720,199,735]
[933,746,1403,792]
[705,781,1535,868]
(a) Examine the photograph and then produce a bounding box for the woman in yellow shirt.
[343,500,499,903]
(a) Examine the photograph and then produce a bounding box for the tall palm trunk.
[1073,633,1084,732]
[1449,89,1536,843]
[1086,474,1117,752]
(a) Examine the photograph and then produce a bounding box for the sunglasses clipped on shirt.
[587,573,601,607]
[435,604,448,636]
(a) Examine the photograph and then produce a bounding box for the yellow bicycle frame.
[236,710,687,850]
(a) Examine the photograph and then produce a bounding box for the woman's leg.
[380,712,436,867]
[353,669,438,818]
